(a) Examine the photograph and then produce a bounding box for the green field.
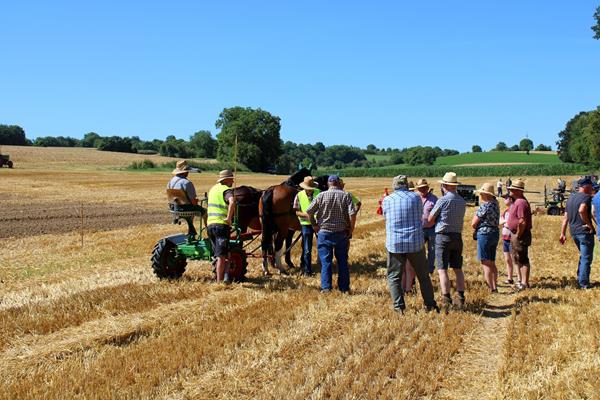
[435,151,561,165]
[365,154,391,162]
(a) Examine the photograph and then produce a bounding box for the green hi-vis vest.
[297,189,320,225]
[207,183,230,225]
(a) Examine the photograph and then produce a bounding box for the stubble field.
[0,147,598,399]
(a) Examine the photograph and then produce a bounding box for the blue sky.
[1,1,599,152]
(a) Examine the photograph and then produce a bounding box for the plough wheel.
[151,239,187,279]
[228,247,248,282]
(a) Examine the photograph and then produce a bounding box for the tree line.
[556,106,600,166]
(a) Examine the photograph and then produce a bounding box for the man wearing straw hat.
[293,176,321,276]
[428,172,467,308]
[383,175,439,313]
[207,169,236,283]
[167,160,200,205]
[506,178,533,291]
[415,178,438,274]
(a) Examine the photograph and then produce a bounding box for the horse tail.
[260,187,275,252]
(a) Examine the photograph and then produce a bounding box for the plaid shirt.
[430,190,466,234]
[306,187,356,232]
[382,189,424,253]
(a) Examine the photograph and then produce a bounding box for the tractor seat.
[166,189,205,217]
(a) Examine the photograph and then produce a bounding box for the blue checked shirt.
[382,189,424,253]
[430,190,466,234]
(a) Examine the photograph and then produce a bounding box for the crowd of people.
[168,161,594,312]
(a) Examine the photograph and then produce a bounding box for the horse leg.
[262,249,271,276]
[284,229,296,269]
[274,233,289,275]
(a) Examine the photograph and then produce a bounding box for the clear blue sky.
[1,1,599,152]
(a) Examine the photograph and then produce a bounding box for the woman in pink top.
[499,195,518,284]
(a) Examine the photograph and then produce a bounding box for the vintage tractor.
[0,153,13,168]
[544,184,567,216]
[457,184,479,206]
[151,189,248,281]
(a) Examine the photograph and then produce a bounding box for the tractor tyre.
[229,247,248,282]
[7,160,13,168]
[151,238,187,279]
[547,206,561,216]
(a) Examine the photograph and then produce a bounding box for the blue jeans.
[423,228,436,273]
[300,225,315,274]
[573,233,594,287]
[317,230,350,291]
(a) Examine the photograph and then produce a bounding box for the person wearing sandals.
[499,195,518,285]
[471,183,500,293]
[506,179,533,291]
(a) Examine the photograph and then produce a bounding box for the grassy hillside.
[435,151,561,165]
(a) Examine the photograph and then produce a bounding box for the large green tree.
[215,107,282,172]
[519,138,534,154]
[557,111,591,162]
[189,130,216,158]
[593,5,600,39]
[0,125,29,145]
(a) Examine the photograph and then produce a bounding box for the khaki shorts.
[510,230,531,266]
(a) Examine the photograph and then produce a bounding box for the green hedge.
[317,163,588,178]
[126,159,249,172]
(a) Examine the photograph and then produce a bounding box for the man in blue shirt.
[382,175,438,313]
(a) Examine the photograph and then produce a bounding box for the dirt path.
[437,284,515,399]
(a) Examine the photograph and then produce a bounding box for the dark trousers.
[300,225,315,274]
[387,249,437,309]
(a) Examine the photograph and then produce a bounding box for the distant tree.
[0,125,29,145]
[33,136,80,147]
[318,145,366,166]
[81,132,102,148]
[215,107,281,172]
[365,144,378,154]
[97,136,136,153]
[535,144,552,151]
[404,146,438,166]
[189,130,217,158]
[389,152,403,165]
[593,5,600,39]
[557,111,591,163]
[510,144,520,151]
[494,142,508,151]
[159,135,191,158]
[442,148,459,156]
[472,145,482,153]
[519,138,534,154]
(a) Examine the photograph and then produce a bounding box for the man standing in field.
[293,176,321,276]
[506,179,533,291]
[428,172,466,308]
[560,177,595,289]
[415,178,437,273]
[307,175,356,293]
[383,175,438,313]
[206,169,236,283]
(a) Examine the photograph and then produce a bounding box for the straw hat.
[508,179,526,191]
[300,176,318,190]
[438,172,460,186]
[392,175,408,189]
[408,181,416,191]
[476,182,496,197]
[415,178,429,189]
[172,160,192,175]
[217,169,234,182]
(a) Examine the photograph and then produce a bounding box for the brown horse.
[259,168,312,275]
[231,185,263,233]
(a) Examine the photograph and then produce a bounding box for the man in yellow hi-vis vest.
[207,169,236,283]
[293,176,321,276]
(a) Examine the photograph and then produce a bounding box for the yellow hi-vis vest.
[297,189,320,225]
[207,183,230,225]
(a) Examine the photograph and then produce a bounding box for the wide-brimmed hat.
[408,181,416,191]
[415,178,429,189]
[392,175,408,189]
[438,172,460,186]
[476,182,496,197]
[217,169,234,182]
[300,176,318,190]
[172,160,192,175]
[508,179,526,191]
